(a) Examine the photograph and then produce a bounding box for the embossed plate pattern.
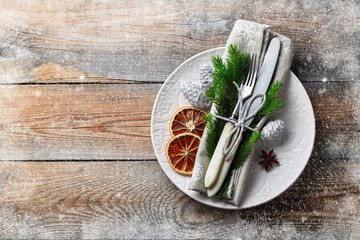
[151,47,315,209]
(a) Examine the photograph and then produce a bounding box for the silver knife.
[244,38,281,126]
[207,38,281,197]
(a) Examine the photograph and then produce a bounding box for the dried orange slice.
[169,106,206,137]
[165,133,200,175]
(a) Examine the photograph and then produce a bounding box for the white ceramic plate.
[151,47,315,209]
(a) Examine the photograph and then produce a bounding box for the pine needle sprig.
[225,45,248,111]
[232,131,261,169]
[203,112,216,158]
[216,176,230,200]
[250,81,284,128]
[206,55,228,118]
[216,80,284,200]
[225,44,248,85]
[204,44,248,159]
[259,81,283,116]
[204,56,228,159]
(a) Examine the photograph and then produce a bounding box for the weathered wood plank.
[306,80,360,162]
[0,84,160,160]
[0,0,358,83]
[0,81,357,161]
[0,161,358,239]
[0,1,358,239]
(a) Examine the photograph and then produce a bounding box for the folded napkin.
[188,19,294,207]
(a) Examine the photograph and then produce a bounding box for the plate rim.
[151,47,315,209]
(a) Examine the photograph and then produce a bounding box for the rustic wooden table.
[0,0,359,239]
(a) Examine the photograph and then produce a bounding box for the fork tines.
[244,53,259,87]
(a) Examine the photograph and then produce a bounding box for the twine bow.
[213,82,266,161]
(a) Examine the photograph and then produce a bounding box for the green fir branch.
[259,81,283,115]
[232,131,261,169]
[216,81,284,200]
[216,177,231,200]
[204,112,216,158]
[208,55,228,119]
[203,44,248,159]
[225,45,248,112]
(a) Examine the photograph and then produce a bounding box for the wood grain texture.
[0,161,359,239]
[0,81,356,161]
[0,84,160,160]
[0,0,358,83]
[0,0,359,238]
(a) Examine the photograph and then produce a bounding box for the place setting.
[151,19,315,209]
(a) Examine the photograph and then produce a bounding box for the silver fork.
[242,53,260,100]
[230,53,260,121]
[204,53,260,191]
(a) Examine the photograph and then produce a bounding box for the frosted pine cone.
[180,81,211,110]
[199,65,213,92]
[261,119,285,141]
[197,92,211,109]
[180,81,201,105]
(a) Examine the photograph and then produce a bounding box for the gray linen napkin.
[188,19,294,207]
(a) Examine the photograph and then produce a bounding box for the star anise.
[259,149,279,172]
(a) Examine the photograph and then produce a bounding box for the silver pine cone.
[199,64,213,92]
[261,119,285,141]
[180,81,211,110]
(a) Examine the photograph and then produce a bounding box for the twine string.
[213,82,266,161]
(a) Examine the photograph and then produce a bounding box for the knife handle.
[207,116,268,197]
[207,135,242,197]
[204,122,234,188]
